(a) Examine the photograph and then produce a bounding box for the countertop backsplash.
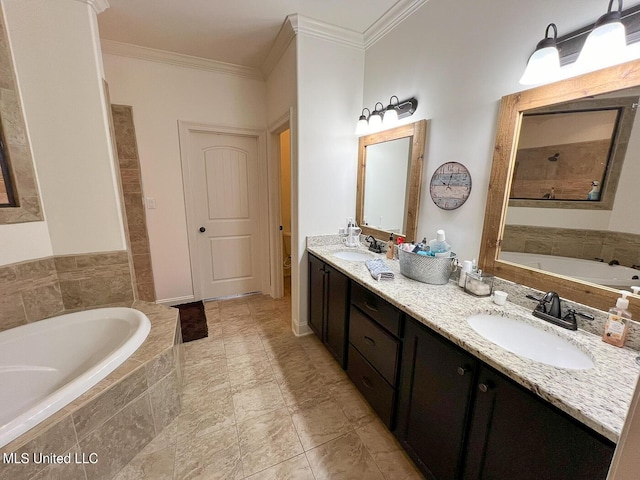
[309,232,640,352]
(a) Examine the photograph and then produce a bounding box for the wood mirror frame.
[356,119,427,243]
[479,60,640,318]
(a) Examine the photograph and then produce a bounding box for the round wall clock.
[429,162,472,210]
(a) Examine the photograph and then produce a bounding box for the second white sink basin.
[332,250,375,261]
[467,314,594,370]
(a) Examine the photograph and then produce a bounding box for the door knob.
[199,227,206,233]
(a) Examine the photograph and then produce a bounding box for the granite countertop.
[307,237,640,443]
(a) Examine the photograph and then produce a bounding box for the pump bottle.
[602,291,633,347]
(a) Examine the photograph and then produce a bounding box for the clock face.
[429,162,472,210]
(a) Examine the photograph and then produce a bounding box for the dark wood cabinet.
[307,253,615,480]
[396,316,615,480]
[396,317,478,480]
[463,365,615,480]
[347,282,403,429]
[307,253,349,368]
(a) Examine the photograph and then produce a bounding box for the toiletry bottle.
[458,260,473,288]
[412,237,427,253]
[386,234,395,259]
[602,291,633,347]
[428,230,451,257]
[587,181,600,201]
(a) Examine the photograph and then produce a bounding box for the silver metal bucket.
[398,248,456,285]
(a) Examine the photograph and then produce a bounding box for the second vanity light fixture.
[520,0,640,85]
[355,96,418,135]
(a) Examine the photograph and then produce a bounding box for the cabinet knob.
[457,366,468,376]
[478,383,490,393]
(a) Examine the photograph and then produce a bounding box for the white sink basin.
[332,250,375,261]
[467,314,594,370]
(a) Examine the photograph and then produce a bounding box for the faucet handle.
[562,309,594,323]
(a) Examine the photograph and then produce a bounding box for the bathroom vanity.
[307,238,640,480]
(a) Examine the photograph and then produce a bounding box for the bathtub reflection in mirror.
[499,87,640,290]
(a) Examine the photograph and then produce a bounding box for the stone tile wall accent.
[0,257,63,332]
[0,302,181,480]
[0,251,135,333]
[110,105,156,302]
[56,251,134,312]
[503,224,640,268]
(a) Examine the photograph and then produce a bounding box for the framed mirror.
[479,60,640,317]
[356,119,427,242]
[0,8,42,223]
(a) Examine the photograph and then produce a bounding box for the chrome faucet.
[526,291,594,330]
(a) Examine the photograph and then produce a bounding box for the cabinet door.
[324,264,349,368]
[396,318,478,480]
[307,254,326,339]
[463,366,615,480]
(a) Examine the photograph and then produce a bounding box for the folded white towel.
[365,259,394,281]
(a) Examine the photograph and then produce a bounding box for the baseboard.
[292,320,312,336]
[156,295,195,306]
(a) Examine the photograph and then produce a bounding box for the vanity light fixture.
[355,108,371,135]
[355,97,418,135]
[576,0,626,72]
[520,1,640,85]
[519,23,561,85]
[383,96,400,125]
[368,103,385,131]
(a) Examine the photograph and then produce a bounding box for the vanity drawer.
[347,344,396,429]
[349,306,400,385]
[351,282,402,336]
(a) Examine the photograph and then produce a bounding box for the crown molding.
[261,15,296,77]
[364,0,428,49]
[74,0,110,14]
[290,14,364,50]
[100,40,263,80]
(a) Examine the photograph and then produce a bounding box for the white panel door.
[188,131,262,299]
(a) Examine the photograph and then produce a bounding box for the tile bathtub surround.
[112,292,423,480]
[110,104,156,302]
[56,251,135,311]
[0,257,63,331]
[502,224,640,267]
[0,301,181,480]
[0,250,137,333]
[307,239,640,443]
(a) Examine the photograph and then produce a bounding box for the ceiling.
[97,0,403,69]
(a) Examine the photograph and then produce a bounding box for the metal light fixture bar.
[391,97,418,119]
[555,3,640,65]
[355,96,418,135]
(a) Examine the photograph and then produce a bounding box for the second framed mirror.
[356,119,427,243]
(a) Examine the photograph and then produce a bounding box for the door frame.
[267,111,292,299]
[178,121,269,301]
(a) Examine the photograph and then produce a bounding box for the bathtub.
[0,307,151,448]
[500,251,640,288]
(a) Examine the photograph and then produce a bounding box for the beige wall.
[102,53,267,304]
[2,0,125,257]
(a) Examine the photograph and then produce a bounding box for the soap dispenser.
[602,291,633,347]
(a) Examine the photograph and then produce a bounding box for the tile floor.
[115,287,424,480]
